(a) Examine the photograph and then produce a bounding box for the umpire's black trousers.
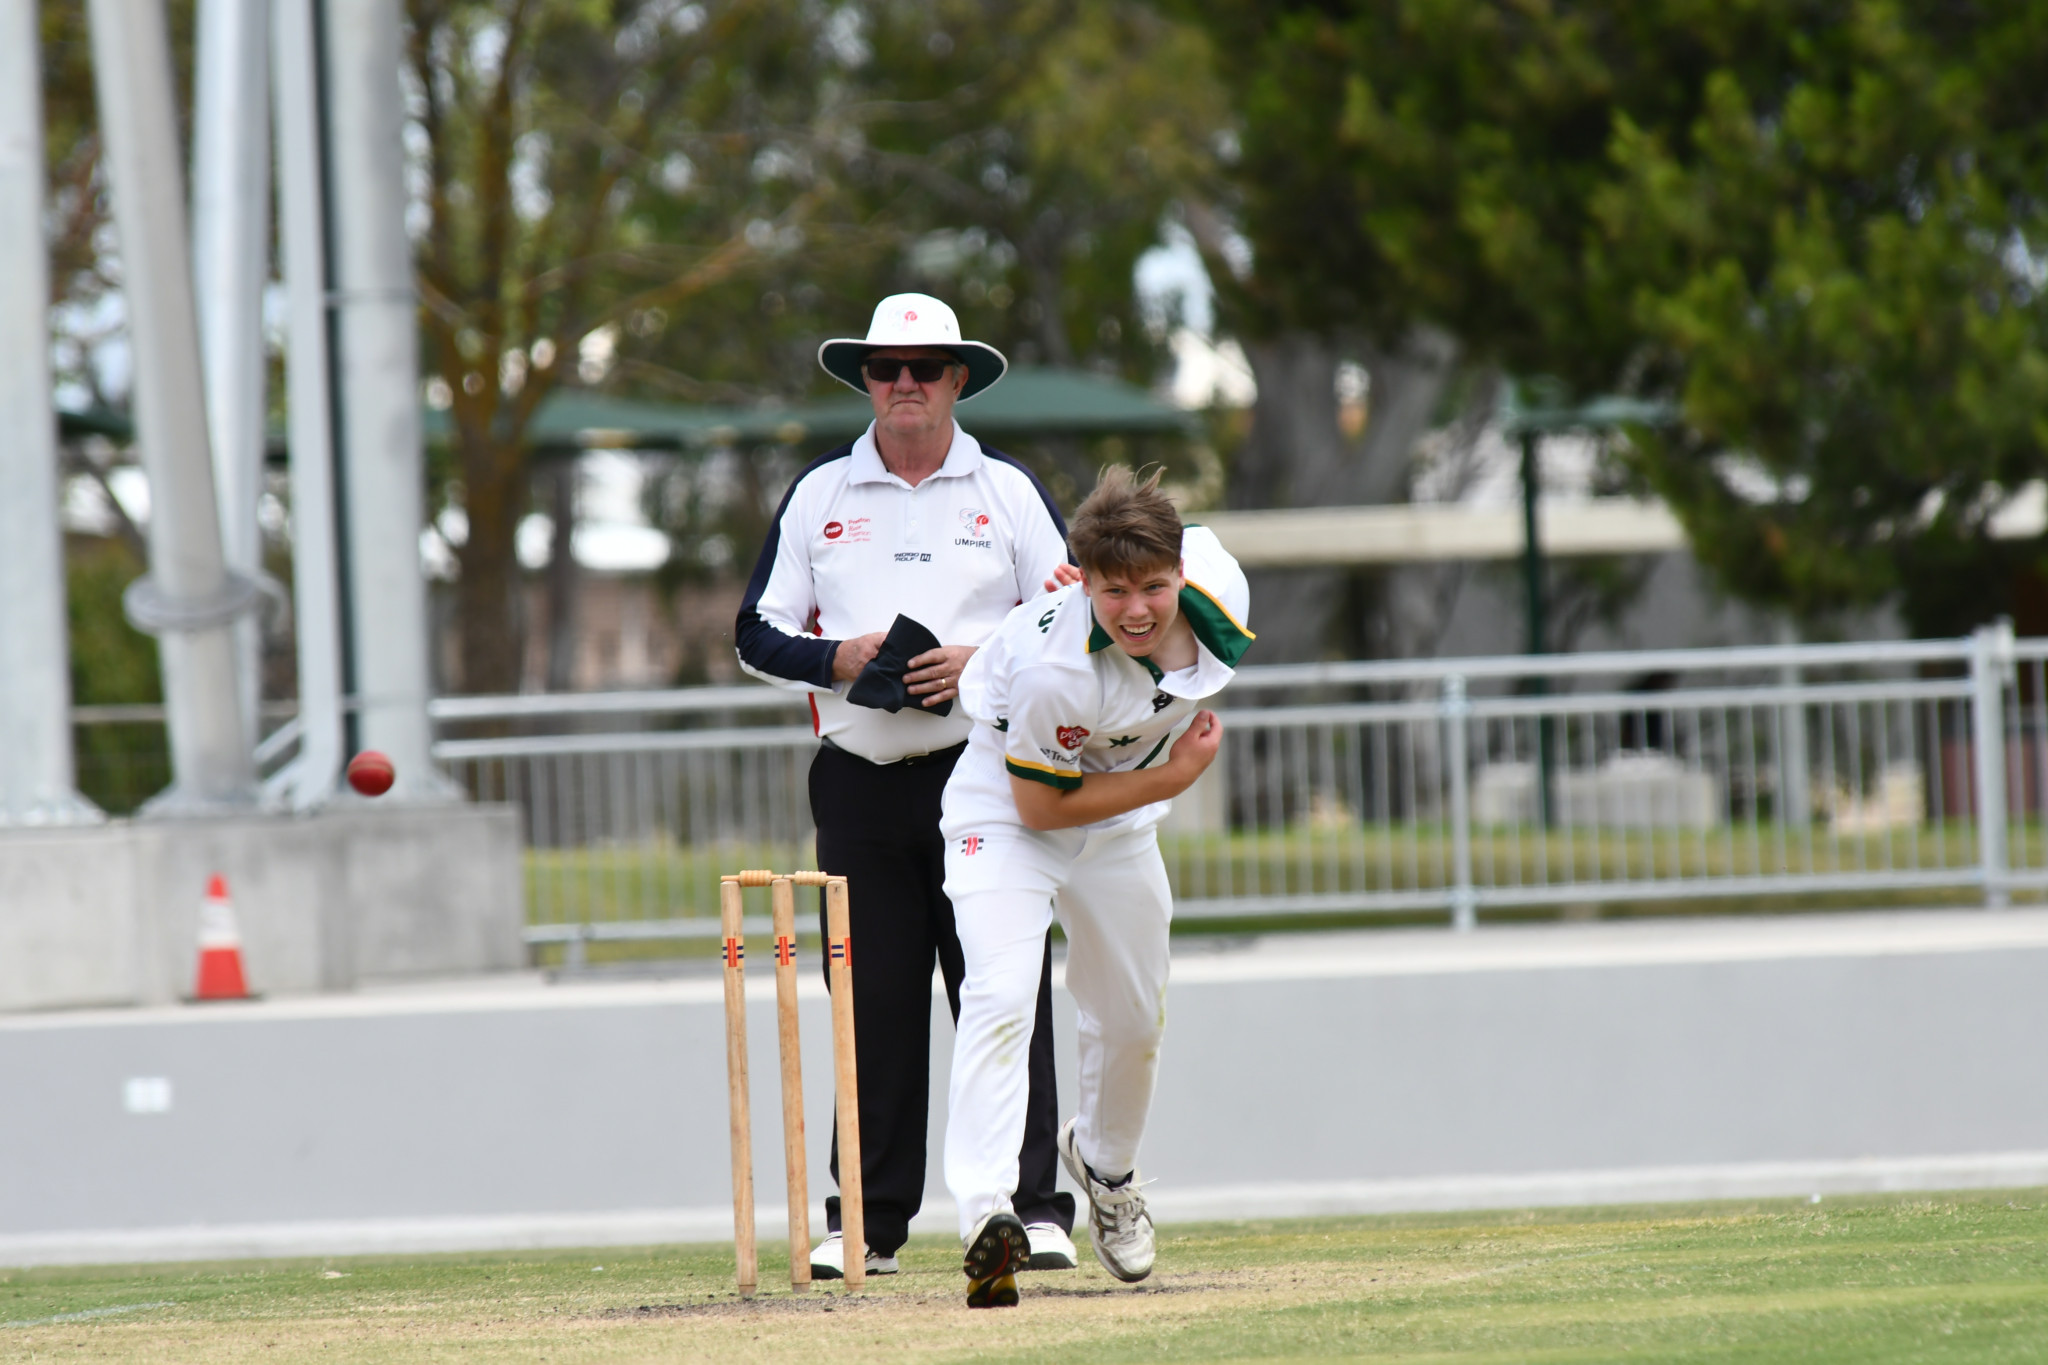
[811,739,1073,1255]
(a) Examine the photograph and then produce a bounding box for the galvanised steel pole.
[1444,674,1475,932]
[1776,618,1811,828]
[1971,621,2012,909]
[88,0,258,812]
[0,0,101,825]
[324,0,455,800]
[192,0,273,756]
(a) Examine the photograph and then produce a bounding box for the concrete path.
[4,909,2047,1266]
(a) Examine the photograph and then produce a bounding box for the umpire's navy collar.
[848,420,985,489]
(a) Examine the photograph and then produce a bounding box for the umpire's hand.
[831,632,886,683]
[906,645,977,708]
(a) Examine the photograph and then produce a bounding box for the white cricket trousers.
[942,820,1172,1238]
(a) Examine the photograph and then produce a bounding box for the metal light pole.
[1518,429,1547,661]
[325,0,455,799]
[192,0,273,755]
[1503,390,1674,832]
[88,0,259,812]
[268,0,347,809]
[0,0,101,826]
[1517,426,1553,826]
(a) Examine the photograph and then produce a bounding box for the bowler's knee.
[1083,989,1168,1050]
[960,971,1042,1036]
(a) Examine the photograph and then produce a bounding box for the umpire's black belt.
[819,736,968,769]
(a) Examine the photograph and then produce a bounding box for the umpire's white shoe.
[809,1230,899,1280]
[1024,1222,1078,1271]
[1057,1118,1155,1282]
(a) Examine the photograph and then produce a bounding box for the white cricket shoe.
[1024,1221,1078,1271]
[809,1230,899,1280]
[1056,1118,1155,1282]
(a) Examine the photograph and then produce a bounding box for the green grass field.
[8,1193,2048,1362]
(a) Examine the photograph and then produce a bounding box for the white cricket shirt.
[944,526,1254,834]
[734,420,1071,764]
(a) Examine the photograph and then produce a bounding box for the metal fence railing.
[71,626,2048,952]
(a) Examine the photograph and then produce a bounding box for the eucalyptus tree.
[1194,1,2048,639]
[407,0,819,691]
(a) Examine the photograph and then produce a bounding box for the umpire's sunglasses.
[864,357,956,384]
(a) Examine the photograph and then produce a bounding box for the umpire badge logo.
[955,507,993,548]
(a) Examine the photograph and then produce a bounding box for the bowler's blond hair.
[1068,466,1182,579]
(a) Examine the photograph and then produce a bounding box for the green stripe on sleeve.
[1006,758,1082,791]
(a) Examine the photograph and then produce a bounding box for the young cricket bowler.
[937,465,1253,1307]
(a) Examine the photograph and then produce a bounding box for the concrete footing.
[0,805,523,1011]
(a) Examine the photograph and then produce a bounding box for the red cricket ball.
[346,750,395,797]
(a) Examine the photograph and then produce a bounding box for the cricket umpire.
[734,293,1078,1277]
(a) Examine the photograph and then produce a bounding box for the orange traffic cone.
[193,874,251,1000]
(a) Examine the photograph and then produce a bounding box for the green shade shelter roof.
[59,366,1192,459]
[424,366,1194,453]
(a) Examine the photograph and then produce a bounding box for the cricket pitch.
[5,1193,2048,1362]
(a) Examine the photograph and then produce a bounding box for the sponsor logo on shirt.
[1056,725,1090,751]
[1038,608,1056,633]
[824,521,843,540]
[1152,691,1172,713]
[1040,747,1080,766]
[895,552,933,562]
[960,835,982,856]
[955,506,993,548]
[822,516,871,544]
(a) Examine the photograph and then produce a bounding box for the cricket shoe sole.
[962,1210,1030,1308]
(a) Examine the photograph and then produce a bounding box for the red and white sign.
[823,521,844,540]
[1057,725,1090,751]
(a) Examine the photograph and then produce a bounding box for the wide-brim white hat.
[818,293,1008,402]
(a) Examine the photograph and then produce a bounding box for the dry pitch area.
[6,1193,2048,1362]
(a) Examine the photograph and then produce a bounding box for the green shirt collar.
[1085,584,1254,674]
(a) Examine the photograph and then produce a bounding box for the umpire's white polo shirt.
[943,526,1254,836]
[735,420,1071,764]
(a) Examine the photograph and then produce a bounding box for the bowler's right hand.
[1167,710,1223,779]
[831,631,887,683]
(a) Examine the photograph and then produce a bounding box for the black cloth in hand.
[845,614,952,717]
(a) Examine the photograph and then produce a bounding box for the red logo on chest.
[823,521,844,540]
[1056,726,1090,751]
